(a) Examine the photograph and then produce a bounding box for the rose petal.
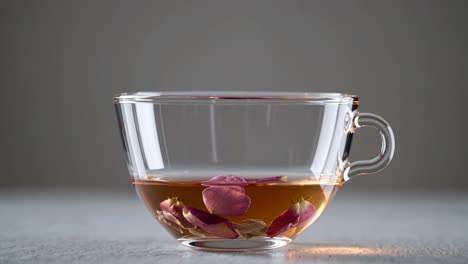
[156,210,184,233]
[202,186,251,216]
[160,197,192,228]
[202,175,248,186]
[266,198,316,237]
[183,207,238,239]
[233,219,268,238]
[245,176,287,183]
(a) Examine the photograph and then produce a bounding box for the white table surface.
[1,188,467,264]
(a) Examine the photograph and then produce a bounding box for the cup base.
[179,237,291,251]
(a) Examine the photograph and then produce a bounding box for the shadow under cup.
[114,92,395,251]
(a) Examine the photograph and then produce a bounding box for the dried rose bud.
[160,197,192,228]
[183,207,238,239]
[266,198,317,237]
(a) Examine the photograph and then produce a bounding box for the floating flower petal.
[266,198,316,237]
[201,176,251,216]
[183,207,238,239]
[202,186,251,216]
[202,175,248,186]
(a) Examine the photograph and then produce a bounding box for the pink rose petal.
[183,207,238,239]
[245,176,287,183]
[160,197,192,228]
[202,175,248,186]
[266,198,316,237]
[202,186,251,216]
[200,175,251,216]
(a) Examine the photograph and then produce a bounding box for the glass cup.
[114,92,395,251]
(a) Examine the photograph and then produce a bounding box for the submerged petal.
[266,198,317,237]
[233,219,268,238]
[183,207,239,239]
[202,186,251,216]
[160,197,192,228]
[202,175,248,186]
[188,227,209,238]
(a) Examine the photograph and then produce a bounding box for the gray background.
[1,0,467,190]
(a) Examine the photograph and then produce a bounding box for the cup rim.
[113,91,359,104]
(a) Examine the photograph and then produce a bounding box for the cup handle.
[345,112,395,180]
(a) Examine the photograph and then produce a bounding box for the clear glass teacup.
[114,92,395,251]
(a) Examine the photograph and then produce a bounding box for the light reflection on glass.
[136,103,164,170]
[310,104,338,177]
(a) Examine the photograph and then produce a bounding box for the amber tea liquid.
[134,177,340,243]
